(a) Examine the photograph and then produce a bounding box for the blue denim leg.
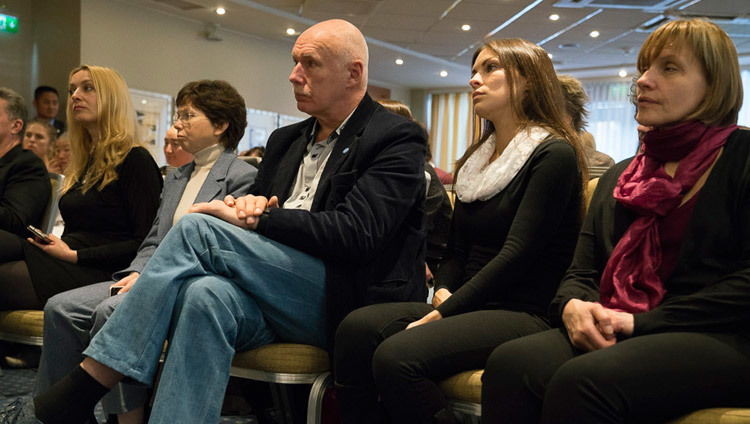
[83,213,326,393]
[90,294,150,415]
[148,275,276,423]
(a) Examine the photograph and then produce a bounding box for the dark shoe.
[0,398,42,424]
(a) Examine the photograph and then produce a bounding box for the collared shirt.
[283,111,355,211]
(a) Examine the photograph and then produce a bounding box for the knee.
[546,356,611,400]
[334,306,389,380]
[485,340,529,385]
[43,292,76,321]
[371,335,414,387]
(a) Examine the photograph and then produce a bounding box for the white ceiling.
[118,0,750,89]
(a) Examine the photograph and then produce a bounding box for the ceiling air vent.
[554,0,681,10]
[152,0,204,11]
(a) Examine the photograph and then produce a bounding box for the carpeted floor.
[0,367,259,423]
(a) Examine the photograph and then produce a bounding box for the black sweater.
[551,128,750,339]
[436,138,582,318]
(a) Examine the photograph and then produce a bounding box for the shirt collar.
[309,108,357,143]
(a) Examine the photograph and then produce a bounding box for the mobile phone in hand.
[26,225,52,244]
[109,285,122,296]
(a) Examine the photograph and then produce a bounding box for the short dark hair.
[176,80,247,150]
[0,87,28,139]
[34,85,59,101]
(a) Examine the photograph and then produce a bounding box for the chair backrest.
[238,156,261,168]
[584,177,599,215]
[589,165,610,179]
[40,173,64,234]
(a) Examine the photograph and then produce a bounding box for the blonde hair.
[62,65,141,194]
[456,39,588,184]
[636,19,742,127]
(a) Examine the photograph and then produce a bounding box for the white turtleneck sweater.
[172,143,223,226]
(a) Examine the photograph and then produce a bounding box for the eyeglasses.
[172,111,205,128]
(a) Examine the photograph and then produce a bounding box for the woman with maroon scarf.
[481,19,750,424]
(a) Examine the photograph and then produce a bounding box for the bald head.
[301,19,369,86]
[290,19,369,125]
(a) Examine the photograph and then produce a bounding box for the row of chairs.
[0,174,747,423]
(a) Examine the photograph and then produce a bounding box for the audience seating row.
[1,169,748,423]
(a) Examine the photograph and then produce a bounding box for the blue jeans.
[83,213,327,423]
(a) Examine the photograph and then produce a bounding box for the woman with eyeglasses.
[0,65,162,310]
[33,79,256,424]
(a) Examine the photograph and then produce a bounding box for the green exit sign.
[0,14,18,34]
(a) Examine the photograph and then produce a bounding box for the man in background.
[0,87,50,238]
[33,86,65,135]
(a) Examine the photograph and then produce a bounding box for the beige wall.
[0,0,33,99]
[33,0,81,116]
[0,0,79,118]
[80,0,413,119]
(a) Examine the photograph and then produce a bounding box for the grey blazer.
[112,148,257,279]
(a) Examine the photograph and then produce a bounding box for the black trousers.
[482,328,750,424]
[334,302,550,424]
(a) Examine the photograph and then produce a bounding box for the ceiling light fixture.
[547,53,553,59]
[286,28,296,35]
[395,58,404,65]
[589,30,600,38]
[440,70,448,77]
[461,24,471,31]
[549,14,559,21]
[619,69,628,78]
[140,99,148,105]
[216,7,226,15]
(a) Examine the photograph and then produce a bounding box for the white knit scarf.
[455,126,549,203]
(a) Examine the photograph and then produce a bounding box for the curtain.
[738,69,750,128]
[426,92,474,173]
[582,80,639,162]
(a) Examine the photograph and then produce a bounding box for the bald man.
[26,19,426,424]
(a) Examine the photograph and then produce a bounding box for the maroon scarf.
[599,121,738,313]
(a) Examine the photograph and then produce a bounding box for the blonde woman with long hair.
[0,65,162,309]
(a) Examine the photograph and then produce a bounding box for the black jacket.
[252,93,428,345]
[0,143,51,237]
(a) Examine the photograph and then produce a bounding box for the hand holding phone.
[109,285,122,296]
[27,225,52,244]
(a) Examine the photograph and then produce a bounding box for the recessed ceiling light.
[286,28,296,36]
[395,58,404,65]
[619,69,628,78]
[549,14,559,21]
[589,30,600,38]
[216,7,226,15]
[140,99,148,105]
[547,53,553,59]
[461,24,471,31]
[440,70,448,77]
